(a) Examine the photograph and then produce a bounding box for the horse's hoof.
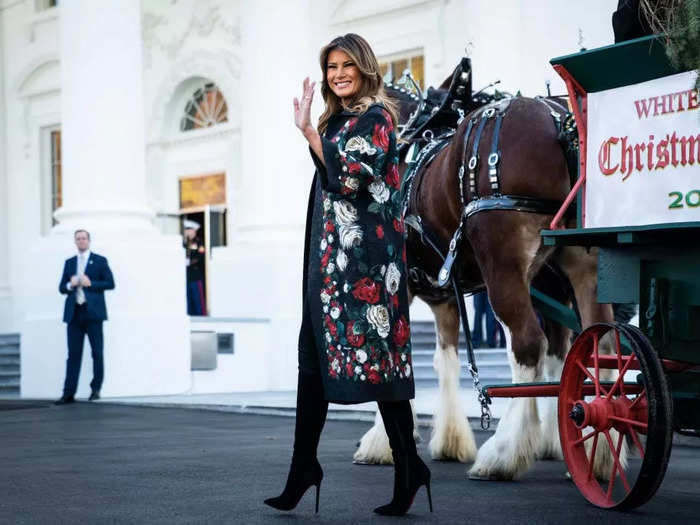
[353,458,385,465]
[468,471,511,481]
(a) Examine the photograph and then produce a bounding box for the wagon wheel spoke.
[629,387,646,409]
[604,430,631,501]
[607,330,637,398]
[575,360,609,397]
[593,335,601,397]
[614,329,625,396]
[586,431,600,482]
[609,415,648,431]
[627,424,645,459]
[574,430,598,446]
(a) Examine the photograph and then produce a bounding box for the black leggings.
[298,297,322,376]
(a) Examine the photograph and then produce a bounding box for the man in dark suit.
[55,229,115,405]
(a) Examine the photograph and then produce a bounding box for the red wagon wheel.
[558,323,673,509]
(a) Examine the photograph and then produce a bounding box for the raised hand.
[293,77,316,136]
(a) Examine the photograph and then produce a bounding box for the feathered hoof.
[468,469,515,481]
[429,425,476,463]
[353,425,393,465]
[467,434,534,481]
[536,441,564,461]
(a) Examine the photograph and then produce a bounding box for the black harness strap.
[458,118,476,206]
[487,112,504,195]
[463,194,563,219]
[468,109,491,199]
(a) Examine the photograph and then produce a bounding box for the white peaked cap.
[183,219,201,230]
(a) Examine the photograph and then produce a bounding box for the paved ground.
[103,387,510,423]
[1,401,699,524]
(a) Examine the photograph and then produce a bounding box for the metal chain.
[467,362,492,430]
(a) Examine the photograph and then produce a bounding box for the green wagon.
[486,35,700,509]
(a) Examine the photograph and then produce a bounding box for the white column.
[53,0,152,231]
[208,0,317,390]
[20,0,190,398]
[0,11,11,332]
[237,0,316,241]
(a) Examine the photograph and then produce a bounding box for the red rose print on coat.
[392,315,410,347]
[386,164,400,189]
[375,225,384,239]
[325,314,338,337]
[346,321,366,347]
[368,369,381,384]
[351,277,381,304]
[372,124,390,151]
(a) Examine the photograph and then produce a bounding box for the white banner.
[585,70,700,228]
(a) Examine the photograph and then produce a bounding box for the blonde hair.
[317,34,398,135]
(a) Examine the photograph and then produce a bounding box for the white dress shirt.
[67,251,91,306]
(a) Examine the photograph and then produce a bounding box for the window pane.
[391,59,409,81]
[51,130,62,221]
[410,55,424,90]
[181,83,228,132]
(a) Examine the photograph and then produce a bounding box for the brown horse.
[353,89,619,480]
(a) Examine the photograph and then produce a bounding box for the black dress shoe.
[88,391,100,401]
[54,395,75,405]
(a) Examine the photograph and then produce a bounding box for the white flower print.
[325,332,332,342]
[320,291,331,304]
[326,263,335,274]
[368,181,390,203]
[323,198,331,212]
[336,250,348,272]
[343,282,351,293]
[367,305,390,338]
[339,223,363,249]
[323,305,329,313]
[356,349,367,363]
[328,234,334,244]
[345,136,376,156]
[344,177,360,191]
[360,374,366,381]
[330,306,341,319]
[320,239,327,251]
[333,200,358,226]
[385,262,401,295]
[405,364,412,377]
[355,365,362,375]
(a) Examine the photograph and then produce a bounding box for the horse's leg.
[468,214,550,480]
[428,299,476,462]
[556,246,627,479]
[538,318,569,460]
[353,291,420,464]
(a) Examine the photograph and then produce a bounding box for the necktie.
[76,255,86,305]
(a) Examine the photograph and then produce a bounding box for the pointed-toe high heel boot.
[374,401,433,516]
[264,371,328,513]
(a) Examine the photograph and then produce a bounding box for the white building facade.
[0,0,616,398]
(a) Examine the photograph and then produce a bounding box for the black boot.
[264,371,328,513]
[374,401,433,516]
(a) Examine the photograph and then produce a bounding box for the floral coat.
[300,103,414,404]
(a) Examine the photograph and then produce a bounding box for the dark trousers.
[63,304,104,396]
[187,280,205,316]
[472,292,505,348]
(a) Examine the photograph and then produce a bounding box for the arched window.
[180,82,228,132]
